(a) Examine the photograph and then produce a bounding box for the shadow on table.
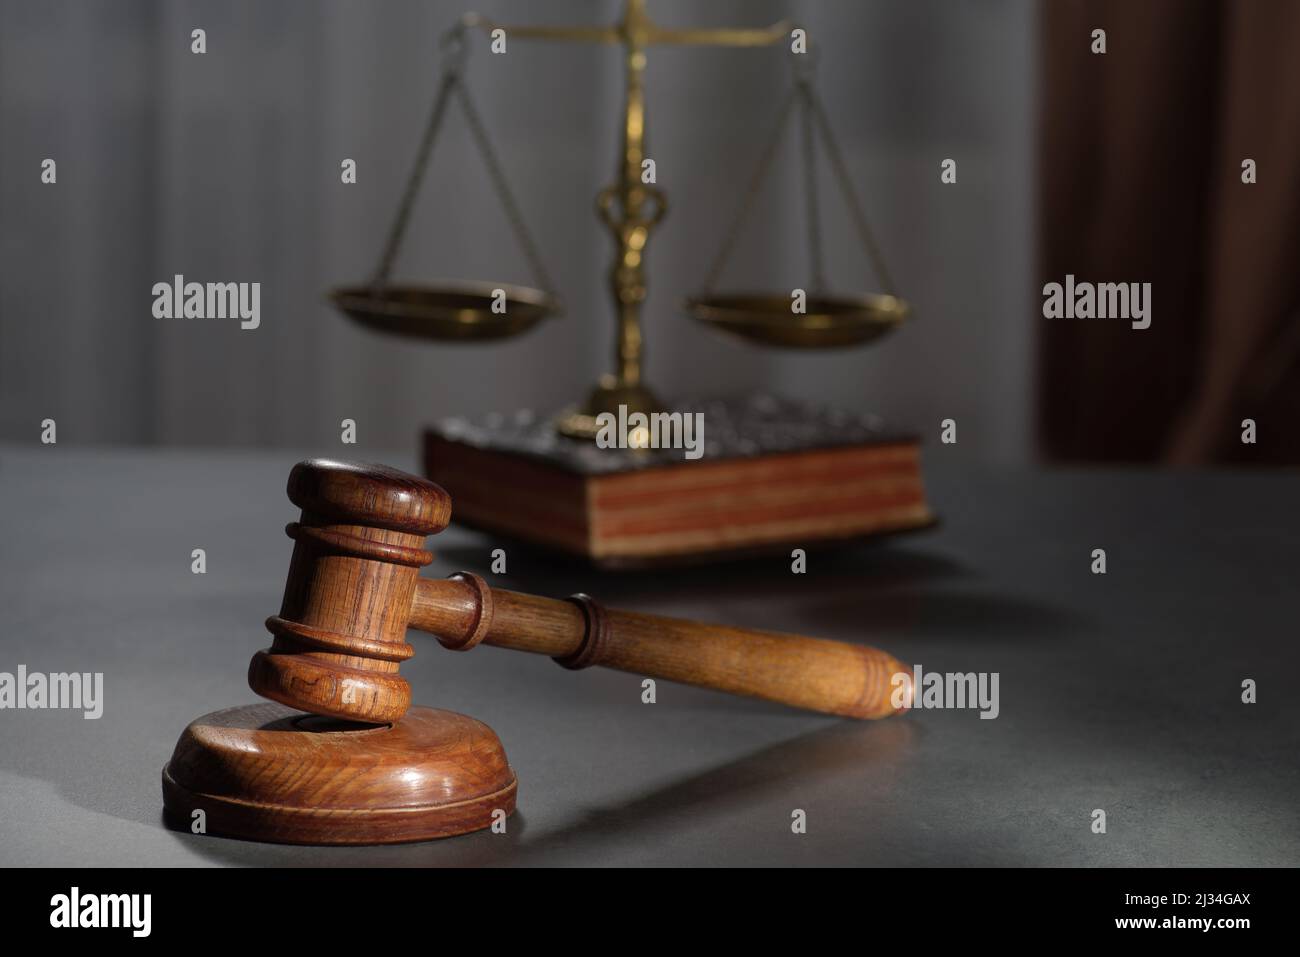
[433,539,1086,644]
[797,589,1088,643]
[159,716,915,866]
[433,538,963,603]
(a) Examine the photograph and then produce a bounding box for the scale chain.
[700,83,800,295]
[454,82,559,300]
[372,23,558,301]
[700,63,896,300]
[806,85,898,298]
[371,73,458,287]
[799,78,828,295]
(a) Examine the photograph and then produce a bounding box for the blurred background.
[1,0,1296,464]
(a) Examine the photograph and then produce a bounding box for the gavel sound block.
[162,459,910,845]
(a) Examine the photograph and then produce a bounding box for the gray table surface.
[1,444,1296,867]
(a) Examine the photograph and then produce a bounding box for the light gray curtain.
[0,0,1035,463]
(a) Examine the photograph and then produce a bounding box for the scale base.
[555,375,665,439]
[162,703,517,845]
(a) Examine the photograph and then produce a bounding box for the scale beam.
[462,1,795,438]
[459,13,792,48]
[459,15,620,45]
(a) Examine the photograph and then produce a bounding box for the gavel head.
[247,459,451,725]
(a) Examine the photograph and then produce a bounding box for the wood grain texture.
[247,459,450,724]
[161,703,516,845]
[412,577,910,720]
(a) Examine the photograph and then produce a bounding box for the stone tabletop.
[0,445,1295,866]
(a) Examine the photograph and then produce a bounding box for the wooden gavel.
[247,459,910,724]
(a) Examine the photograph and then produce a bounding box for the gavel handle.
[410,573,909,720]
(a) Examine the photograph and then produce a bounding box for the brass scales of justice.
[329,1,934,566]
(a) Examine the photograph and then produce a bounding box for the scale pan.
[330,281,557,342]
[686,292,909,349]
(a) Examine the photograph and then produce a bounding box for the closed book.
[424,395,935,566]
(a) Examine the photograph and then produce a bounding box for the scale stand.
[330,0,909,438]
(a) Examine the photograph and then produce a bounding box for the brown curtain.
[1038,0,1300,464]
